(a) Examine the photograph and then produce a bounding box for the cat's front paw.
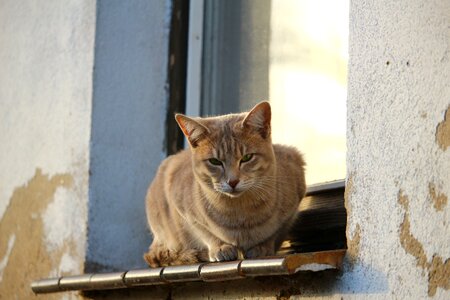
[208,244,239,262]
[245,244,275,259]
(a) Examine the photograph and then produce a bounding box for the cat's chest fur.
[177,144,303,249]
[190,189,278,247]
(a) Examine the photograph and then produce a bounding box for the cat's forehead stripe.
[217,130,247,160]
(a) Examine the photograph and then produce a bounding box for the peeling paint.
[347,224,361,268]
[398,190,450,297]
[0,169,75,299]
[399,215,428,270]
[344,174,360,267]
[398,192,428,269]
[428,183,448,211]
[43,187,82,252]
[0,234,15,282]
[436,106,450,151]
[398,190,409,210]
[344,174,354,234]
[344,174,354,217]
[428,255,450,296]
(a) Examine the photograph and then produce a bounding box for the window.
[31,0,349,295]
[186,0,348,255]
[187,0,348,186]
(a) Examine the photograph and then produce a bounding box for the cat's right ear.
[175,114,209,148]
[242,101,271,139]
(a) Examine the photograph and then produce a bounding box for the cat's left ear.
[175,114,209,148]
[242,101,271,139]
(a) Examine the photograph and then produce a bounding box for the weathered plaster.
[343,0,450,298]
[398,192,428,270]
[428,255,450,297]
[0,169,80,299]
[0,234,15,281]
[429,183,448,211]
[0,1,94,298]
[398,191,450,296]
[436,107,450,151]
[344,174,360,268]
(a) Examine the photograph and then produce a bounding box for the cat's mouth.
[222,190,244,198]
[213,183,246,198]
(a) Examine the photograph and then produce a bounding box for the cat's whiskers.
[249,177,298,200]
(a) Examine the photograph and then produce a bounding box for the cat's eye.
[241,153,253,163]
[208,158,223,166]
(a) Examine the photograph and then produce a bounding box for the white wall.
[0,0,95,298]
[0,0,171,298]
[342,0,450,298]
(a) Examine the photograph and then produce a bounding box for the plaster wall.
[0,0,171,297]
[0,0,95,299]
[341,0,450,298]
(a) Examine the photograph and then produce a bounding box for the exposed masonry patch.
[436,106,450,151]
[398,192,428,269]
[0,169,75,300]
[428,255,450,297]
[398,190,450,296]
[428,183,448,211]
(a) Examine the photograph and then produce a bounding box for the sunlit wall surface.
[270,0,348,185]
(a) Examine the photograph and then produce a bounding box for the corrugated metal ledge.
[31,249,346,294]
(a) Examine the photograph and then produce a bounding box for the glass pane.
[270,0,348,185]
[200,0,348,185]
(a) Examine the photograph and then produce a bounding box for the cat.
[144,101,306,267]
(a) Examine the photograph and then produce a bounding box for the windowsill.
[32,181,347,295]
[31,249,346,294]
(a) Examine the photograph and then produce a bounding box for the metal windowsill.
[31,249,346,294]
[306,179,345,195]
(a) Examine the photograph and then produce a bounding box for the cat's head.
[175,101,275,198]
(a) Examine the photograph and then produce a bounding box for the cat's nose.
[228,179,240,189]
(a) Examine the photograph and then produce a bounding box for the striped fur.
[144,102,306,267]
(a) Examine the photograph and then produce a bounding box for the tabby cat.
[144,101,306,267]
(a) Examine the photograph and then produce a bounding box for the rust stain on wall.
[428,183,448,211]
[0,169,74,299]
[436,106,450,151]
[398,190,450,297]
